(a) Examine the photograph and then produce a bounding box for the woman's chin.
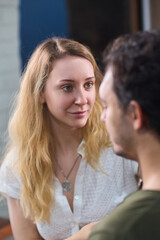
[71,119,88,129]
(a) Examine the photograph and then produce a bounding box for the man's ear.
[128,100,143,130]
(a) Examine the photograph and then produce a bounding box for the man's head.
[100,30,160,159]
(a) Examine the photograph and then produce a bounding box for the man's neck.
[137,135,160,190]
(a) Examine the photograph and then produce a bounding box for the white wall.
[0,0,20,218]
[0,0,20,159]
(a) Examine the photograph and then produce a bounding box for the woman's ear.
[129,100,144,130]
[40,92,45,104]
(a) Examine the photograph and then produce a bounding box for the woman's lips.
[69,110,87,117]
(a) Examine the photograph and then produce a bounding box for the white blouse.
[0,146,138,240]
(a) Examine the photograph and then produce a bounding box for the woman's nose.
[74,89,87,105]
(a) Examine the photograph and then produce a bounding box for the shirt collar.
[77,140,85,158]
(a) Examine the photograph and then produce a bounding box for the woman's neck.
[51,121,83,158]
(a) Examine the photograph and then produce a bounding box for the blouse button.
[74,195,79,200]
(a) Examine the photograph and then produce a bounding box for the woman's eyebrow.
[85,76,95,81]
[59,76,95,83]
[59,79,74,83]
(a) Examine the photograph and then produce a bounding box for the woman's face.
[41,55,96,129]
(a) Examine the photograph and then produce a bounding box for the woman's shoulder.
[99,147,138,173]
[0,147,19,174]
[0,148,21,198]
[99,147,120,165]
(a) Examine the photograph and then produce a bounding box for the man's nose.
[101,109,106,122]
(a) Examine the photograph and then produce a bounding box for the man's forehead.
[103,68,113,83]
[99,68,113,101]
[101,68,114,92]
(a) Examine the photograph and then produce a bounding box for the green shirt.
[89,190,160,240]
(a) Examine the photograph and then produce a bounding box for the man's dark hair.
[103,30,160,136]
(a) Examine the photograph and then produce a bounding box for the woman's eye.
[61,85,73,92]
[85,81,93,89]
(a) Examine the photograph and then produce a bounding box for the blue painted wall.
[20,0,70,70]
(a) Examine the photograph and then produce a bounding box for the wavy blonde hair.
[5,38,111,223]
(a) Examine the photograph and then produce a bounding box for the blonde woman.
[0,38,138,240]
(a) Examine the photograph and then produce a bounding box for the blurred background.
[0,0,160,238]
